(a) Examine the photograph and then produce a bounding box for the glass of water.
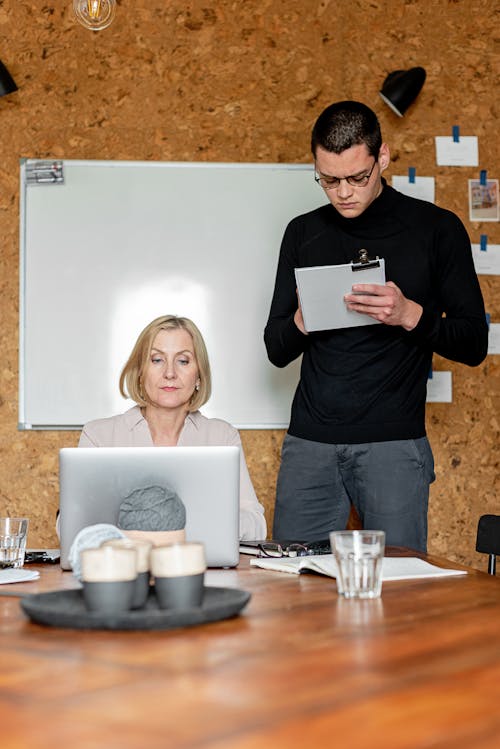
[330,530,385,599]
[0,518,29,569]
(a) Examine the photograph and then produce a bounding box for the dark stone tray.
[21,585,251,631]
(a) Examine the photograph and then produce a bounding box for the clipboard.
[295,252,386,332]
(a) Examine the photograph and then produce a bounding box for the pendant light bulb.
[73,0,116,31]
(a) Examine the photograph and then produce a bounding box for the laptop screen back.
[59,446,240,569]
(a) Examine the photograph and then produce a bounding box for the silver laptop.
[59,446,240,569]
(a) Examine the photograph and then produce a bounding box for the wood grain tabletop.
[0,552,499,749]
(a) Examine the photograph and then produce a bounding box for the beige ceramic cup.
[80,545,137,613]
[150,542,206,610]
[102,538,152,609]
[124,528,186,546]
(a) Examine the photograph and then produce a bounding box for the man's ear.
[379,143,390,172]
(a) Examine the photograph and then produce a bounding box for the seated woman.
[79,314,266,541]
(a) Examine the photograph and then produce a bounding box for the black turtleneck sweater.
[264,182,488,444]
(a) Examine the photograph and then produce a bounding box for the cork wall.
[0,0,498,569]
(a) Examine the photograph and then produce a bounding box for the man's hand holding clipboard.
[295,249,422,333]
[344,279,423,331]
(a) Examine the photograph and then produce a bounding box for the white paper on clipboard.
[295,257,386,332]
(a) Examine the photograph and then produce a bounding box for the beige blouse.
[79,406,267,541]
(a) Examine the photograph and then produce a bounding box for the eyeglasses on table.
[257,542,316,558]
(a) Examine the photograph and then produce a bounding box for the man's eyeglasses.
[257,542,315,558]
[314,158,377,190]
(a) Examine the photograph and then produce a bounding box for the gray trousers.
[273,434,435,553]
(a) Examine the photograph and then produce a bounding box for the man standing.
[264,100,487,552]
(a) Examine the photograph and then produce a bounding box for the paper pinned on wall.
[487,323,500,355]
[392,175,435,203]
[472,243,500,275]
[435,135,479,166]
[469,179,499,222]
[426,371,452,403]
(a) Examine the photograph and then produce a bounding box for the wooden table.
[1,553,499,749]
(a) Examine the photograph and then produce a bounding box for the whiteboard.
[19,160,325,429]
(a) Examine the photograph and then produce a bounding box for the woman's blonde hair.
[119,315,211,412]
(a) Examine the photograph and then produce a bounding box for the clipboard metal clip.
[351,249,381,272]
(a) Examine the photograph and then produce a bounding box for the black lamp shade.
[379,67,426,117]
[0,60,18,97]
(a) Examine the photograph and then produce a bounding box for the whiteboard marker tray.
[21,586,251,631]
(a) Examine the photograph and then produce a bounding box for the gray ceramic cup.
[80,546,137,614]
[82,579,136,613]
[151,542,206,610]
[102,538,152,609]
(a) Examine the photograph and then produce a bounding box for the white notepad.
[0,569,40,585]
[295,258,386,332]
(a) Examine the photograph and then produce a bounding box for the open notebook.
[250,555,467,581]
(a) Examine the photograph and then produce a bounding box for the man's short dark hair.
[311,101,382,158]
